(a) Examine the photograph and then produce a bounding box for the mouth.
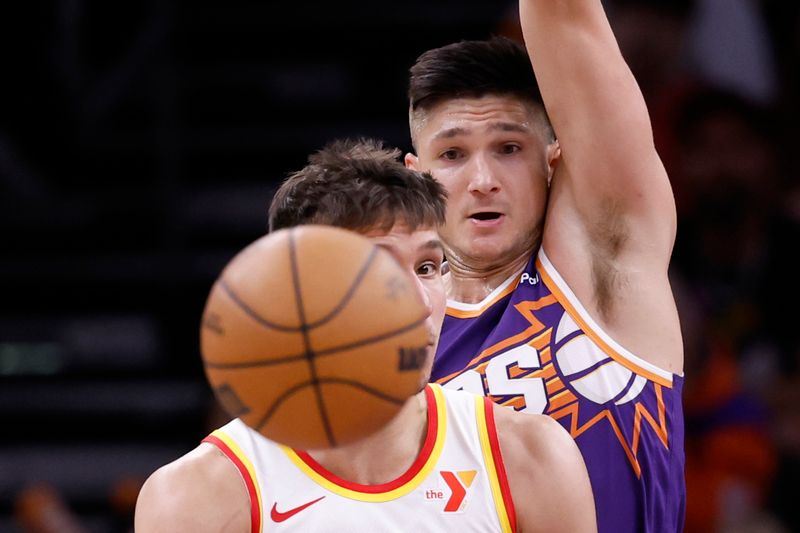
[424,327,438,349]
[469,211,502,221]
[468,211,504,226]
[426,332,437,347]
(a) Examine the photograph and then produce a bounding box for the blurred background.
[0,0,798,532]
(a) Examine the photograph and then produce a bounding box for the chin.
[470,235,537,265]
[467,243,514,265]
[417,346,437,391]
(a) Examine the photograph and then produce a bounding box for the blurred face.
[407,95,557,271]
[362,222,446,382]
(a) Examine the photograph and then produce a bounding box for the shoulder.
[492,406,597,533]
[492,406,578,471]
[134,443,250,533]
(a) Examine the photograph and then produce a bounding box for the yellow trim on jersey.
[208,428,264,523]
[281,385,448,502]
[474,396,514,533]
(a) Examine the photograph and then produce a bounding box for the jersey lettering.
[484,344,547,413]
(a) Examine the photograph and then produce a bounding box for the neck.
[445,250,531,304]
[306,390,428,485]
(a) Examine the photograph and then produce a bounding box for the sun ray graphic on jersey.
[437,294,671,479]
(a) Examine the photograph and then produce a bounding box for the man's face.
[362,222,445,383]
[407,95,557,270]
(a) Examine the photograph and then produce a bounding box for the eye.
[500,143,521,155]
[417,260,442,277]
[439,149,462,161]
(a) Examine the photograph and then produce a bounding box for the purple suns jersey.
[433,249,685,533]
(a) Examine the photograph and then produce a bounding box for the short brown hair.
[268,138,447,233]
[408,36,552,146]
[409,36,545,112]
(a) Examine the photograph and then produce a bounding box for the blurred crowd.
[587,1,799,531]
[3,1,799,532]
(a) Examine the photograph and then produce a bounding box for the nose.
[412,274,433,318]
[467,153,500,195]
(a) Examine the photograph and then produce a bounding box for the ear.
[546,140,561,186]
[404,152,420,170]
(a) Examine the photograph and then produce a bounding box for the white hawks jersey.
[203,384,516,532]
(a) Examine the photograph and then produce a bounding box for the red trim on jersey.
[483,397,518,533]
[203,435,261,533]
[294,385,438,494]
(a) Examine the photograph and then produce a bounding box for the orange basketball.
[200,225,431,450]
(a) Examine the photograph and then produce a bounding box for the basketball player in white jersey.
[134,139,596,532]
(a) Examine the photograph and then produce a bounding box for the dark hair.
[408,36,545,113]
[268,138,447,233]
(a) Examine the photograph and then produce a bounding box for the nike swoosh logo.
[270,496,326,523]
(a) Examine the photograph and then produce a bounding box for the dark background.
[1,1,798,532]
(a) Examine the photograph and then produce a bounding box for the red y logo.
[440,470,476,512]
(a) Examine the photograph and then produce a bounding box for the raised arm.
[494,406,597,533]
[134,444,250,533]
[522,0,676,245]
[522,0,682,372]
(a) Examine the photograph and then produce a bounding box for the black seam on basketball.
[218,246,379,333]
[219,280,300,332]
[203,352,307,369]
[290,229,336,447]
[254,378,408,433]
[312,313,429,358]
[219,246,378,333]
[302,245,379,328]
[317,378,408,405]
[200,313,429,369]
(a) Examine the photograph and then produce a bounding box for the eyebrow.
[432,127,469,141]
[431,121,531,141]
[374,239,444,256]
[420,239,445,254]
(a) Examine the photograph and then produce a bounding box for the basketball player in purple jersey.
[404,2,685,532]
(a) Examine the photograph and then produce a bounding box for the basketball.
[200,225,431,450]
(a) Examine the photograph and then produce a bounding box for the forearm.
[520,0,673,235]
[521,0,652,151]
